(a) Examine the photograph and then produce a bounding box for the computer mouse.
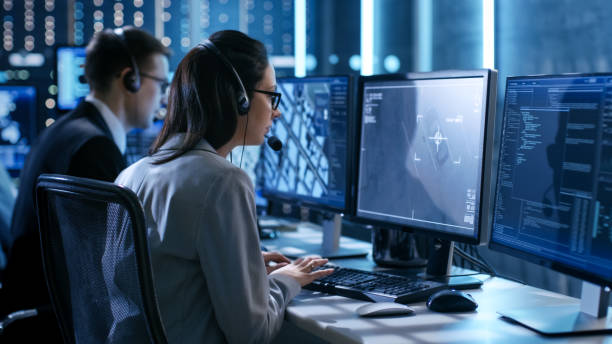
[356,302,415,317]
[426,289,478,313]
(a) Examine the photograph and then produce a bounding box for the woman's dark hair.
[150,30,269,163]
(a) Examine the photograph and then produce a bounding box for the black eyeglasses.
[140,73,170,94]
[252,89,282,110]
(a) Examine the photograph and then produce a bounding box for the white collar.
[85,94,127,154]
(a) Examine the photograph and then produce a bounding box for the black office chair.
[35,174,167,344]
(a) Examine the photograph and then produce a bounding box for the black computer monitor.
[56,46,89,111]
[490,73,612,336]
[261,75,353,213]
[0,85,37,176]
[259,75,369,258]
[355,69,498,277]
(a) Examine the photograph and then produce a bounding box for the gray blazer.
[115,134,300,344]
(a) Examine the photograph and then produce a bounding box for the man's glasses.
[140,73,170,94]
[252,89,282,110]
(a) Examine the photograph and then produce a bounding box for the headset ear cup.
[123,69,140,93]
[238,95,250,115]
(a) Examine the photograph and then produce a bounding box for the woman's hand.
[262,251,291,274]
[271,256,334,286]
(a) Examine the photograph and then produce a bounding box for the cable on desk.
[490,272,526,285]
[454,245,497,276]
[473,246,497,273]
[438,272,482,278]
[454,246,527,285]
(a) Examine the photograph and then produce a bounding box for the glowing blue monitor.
[56,46,89,111]
[492,74,612,287]
[261,76,351,212]
[490,73,612,336]
[355,70,497,245]
[0,85,37,174]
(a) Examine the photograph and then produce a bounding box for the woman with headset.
[115,30,333,343]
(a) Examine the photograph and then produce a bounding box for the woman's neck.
[216,145,233,158]
[217,123,247,158]
[216,137,242,158]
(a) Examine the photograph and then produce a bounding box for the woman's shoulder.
[160,150,253,189]
[207,157,253,190]
[115,155,151,185]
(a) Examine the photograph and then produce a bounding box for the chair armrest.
[0,309,38,334]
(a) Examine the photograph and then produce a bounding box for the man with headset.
[1,26,170,341]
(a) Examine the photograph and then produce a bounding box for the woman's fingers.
[266,262,288,274]
[310,268,334,279]
[264,251,291,264]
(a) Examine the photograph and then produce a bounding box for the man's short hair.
[84,26,171,93]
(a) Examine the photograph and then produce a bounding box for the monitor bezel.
[350,69,498,245]
[260,74,356,215]
[54,45,88,112]
[489,72,612,287]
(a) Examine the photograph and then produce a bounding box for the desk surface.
[287,276,612,343]
[265,225,612,343]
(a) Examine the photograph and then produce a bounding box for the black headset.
[111,28,141,93]
[199,39,250,116]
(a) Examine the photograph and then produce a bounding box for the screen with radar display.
[0,85,37,174]
[357,73,494,242]
[261,76,350,211]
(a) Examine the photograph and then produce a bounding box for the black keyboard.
[305,265,447,304]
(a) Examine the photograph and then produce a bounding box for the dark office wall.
[496,0,612,117]
[431,0,482,70]
[373,0,414,75]
[307,0,360,76]
[497,0,612,76]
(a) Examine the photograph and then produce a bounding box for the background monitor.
[229,145,267,208]
[355,70,498,246]
[56,46,89,111]
[490,74,612,335]
[261,75,353,213]
[0,85,37,175]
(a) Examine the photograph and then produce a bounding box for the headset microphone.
[265,135,282,151]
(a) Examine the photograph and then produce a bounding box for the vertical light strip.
[417,0,432,72]
[294,0,306,77]
[360,0,374,75]
[239,0,248,34]
[154,0,163,39]
[482,0,494,69]
[190,0,201,46]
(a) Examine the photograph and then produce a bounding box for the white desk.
[284,275,612,343]
[264,226,612,343]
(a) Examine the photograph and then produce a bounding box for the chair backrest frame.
[35,173,167,344]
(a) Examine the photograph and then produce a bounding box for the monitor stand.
[372,229,483,289]
[418,239,483,290]
[261,211,369,259]
[371,227,428,267]
[498,281,612,336]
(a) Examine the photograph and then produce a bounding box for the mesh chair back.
[35,174,167,344]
